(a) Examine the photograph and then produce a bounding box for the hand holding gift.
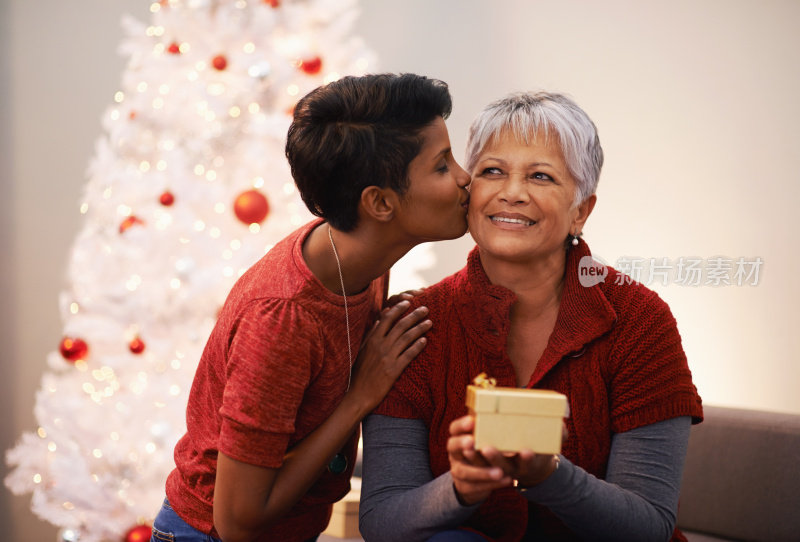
[447,374,569,504]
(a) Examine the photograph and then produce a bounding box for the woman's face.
[395,117,471,242]
[467,128,594,265]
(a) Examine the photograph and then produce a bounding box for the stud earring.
[571,233,580,246]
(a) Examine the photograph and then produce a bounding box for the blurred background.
[3,0,799,539]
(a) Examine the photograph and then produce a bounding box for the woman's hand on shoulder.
[447,415,513,506]
[346,300,431,413]
[384,288,425,308]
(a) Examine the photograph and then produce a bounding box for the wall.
[3,0,798,538]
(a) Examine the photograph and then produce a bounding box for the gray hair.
[464,91,604,205]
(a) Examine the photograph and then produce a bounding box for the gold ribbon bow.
[472,372,497,389]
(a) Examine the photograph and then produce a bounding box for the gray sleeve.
[358,414,480,542]
[521,416,691,542]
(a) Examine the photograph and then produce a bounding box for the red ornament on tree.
[264,0,280,6]
[123,524,152,542]
[167,42,181,55]
[212,54,228,71]
[159,191,175,206]
[119,215,145,233]
[234,189,270,225]
[128,336,146,354]
[59,337,89,363]
[299,56,322,75]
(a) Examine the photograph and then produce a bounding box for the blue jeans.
[150,498,221,542]
[427,530,488,542]
[150,497,319,542]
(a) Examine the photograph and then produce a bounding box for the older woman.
[359,92,703,542]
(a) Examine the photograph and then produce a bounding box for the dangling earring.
[571,233,580,246]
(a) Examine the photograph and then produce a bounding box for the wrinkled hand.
[447,415,513,506]
[347,300,431,411]
[479,447,559,489]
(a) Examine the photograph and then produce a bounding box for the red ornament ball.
[159,191,175,206]
[123,524,152,542]
[119,215,144,233]
[129,336,146,354]
[234,189,270,225]
[60,337,88,363]
[264,0,280,6]
[212,54,228,71]
[167,42,181,55]
[299,56,322,75]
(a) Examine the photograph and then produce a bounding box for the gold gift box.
[466,384,568,454]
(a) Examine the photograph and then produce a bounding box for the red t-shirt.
[166,219,388,541]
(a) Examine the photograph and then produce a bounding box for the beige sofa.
[677,405,800,542]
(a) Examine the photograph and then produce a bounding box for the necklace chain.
[327,225,352,391]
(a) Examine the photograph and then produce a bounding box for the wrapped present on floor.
[466,373,568,453]
[322,478,360,539]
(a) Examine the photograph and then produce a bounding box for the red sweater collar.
[455,240,616,386]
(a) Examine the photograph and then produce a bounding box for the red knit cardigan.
[375,240,703,541]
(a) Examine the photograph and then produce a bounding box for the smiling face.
[394,116,471,242]
[467,128,595,266]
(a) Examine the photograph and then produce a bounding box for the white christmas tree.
[5,1,433,540]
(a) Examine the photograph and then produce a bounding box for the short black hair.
[285,73,452,231]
